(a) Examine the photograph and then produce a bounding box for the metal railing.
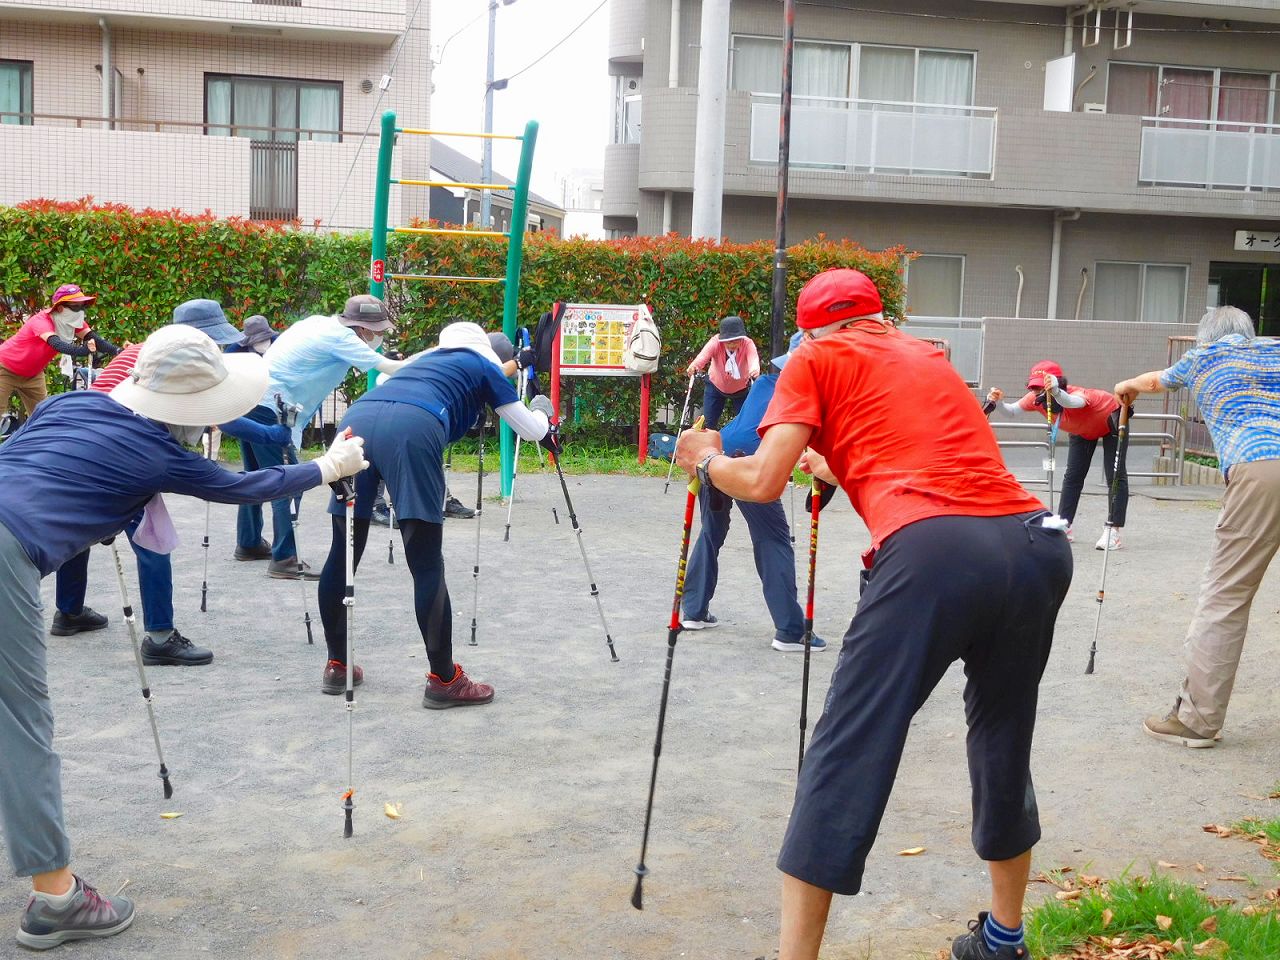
[1126,411,1185,483]
[1140,116,1280,191]
[901,316,983,385]
[749,93,997,177]
[1165,335,1214,457]
[989,421,1055,490]
[0,111,358,140]
[249,140,298,221]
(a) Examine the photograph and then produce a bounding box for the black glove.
[803,482,838,514]
[516,346,535,370]
[539,424,562,457]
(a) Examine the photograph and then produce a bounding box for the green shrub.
[0,199,905,425]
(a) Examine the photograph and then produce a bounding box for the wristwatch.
[696,452,721,490]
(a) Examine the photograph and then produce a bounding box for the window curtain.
[731,37,782,94]
[857,45,913,102]
[1106,63,1158,117]
[299,85,339,141]
[234,80,273,140]
[623,95,642,143]
[1094,262,1142,321]
[0,63,23,123]
[1160,68,1213,123]
[916,51,973,108]
[794,41,849,99]
[1142,265,1187,322]
[206,78,232,135]
[906,255,964,317]
[1218,71,1270,126]
[273,84,298,142]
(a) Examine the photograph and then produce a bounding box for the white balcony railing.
[749,94,997,178]
[1139,117,1280,191]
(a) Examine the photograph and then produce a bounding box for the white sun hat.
[110,324,269,426]
[436,320,503,367]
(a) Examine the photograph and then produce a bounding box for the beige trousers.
[0,366,47,416]
[1177,457,1280,736]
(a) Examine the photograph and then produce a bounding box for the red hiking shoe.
[422,663,494,709]
[321,659,364,696]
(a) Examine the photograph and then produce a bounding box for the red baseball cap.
[50,284,97,308]
[1026,360,1063,389]
[796,269,884,330]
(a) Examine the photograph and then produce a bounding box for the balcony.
[749,94,997,179]
[1140,117,1280,192]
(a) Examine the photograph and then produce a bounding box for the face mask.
[53,308,84,340]
[252,341,270,355]
[166,423,207,447]
[365,334,384,352]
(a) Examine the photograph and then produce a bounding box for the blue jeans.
[681,488,804,641]
[54,513,174,633]
[236,404,297,561]
[701,381,748,430]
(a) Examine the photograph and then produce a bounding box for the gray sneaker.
[17,876,135,950]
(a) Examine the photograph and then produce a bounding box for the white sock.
[33,880,78,909]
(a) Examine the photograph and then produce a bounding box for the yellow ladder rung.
[397,127,523,141]
[392,179,513,190]
[388,273,505,285]
[392,227,507,238]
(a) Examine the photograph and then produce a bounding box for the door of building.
[1208,262,1280,335]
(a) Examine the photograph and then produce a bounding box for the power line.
[435,8,488,67]
[503,0,608,84]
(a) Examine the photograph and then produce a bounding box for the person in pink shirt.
[989,360,1129,551]
[686,315,761,428]
[0,284,120,416]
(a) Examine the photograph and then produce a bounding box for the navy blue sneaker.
[680,614,720,631]
[772,633,827,653]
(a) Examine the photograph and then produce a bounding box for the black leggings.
[1056,410,1129,528]
[318,516,455,679]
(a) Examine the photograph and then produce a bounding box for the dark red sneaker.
[422,663,494,709]
[321,659,364,695]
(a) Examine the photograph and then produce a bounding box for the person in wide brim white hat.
[0,322,368,952]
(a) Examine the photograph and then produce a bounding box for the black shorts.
[328,400,448,524]
[777,511,1073,895]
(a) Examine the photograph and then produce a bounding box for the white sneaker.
[680,615,720,630]
[1095,528,1122,551]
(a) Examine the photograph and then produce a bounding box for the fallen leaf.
[1101,907,1114,927]
[1158,860,1180,869]
[383,802,402,820]
[1202,824,1233,838]
[1193,938,1228,958]
[1156,915,1174,931]
[1266,888,1280,902]
[1056,889,1083,901]
[1195,863,1205,873]
[159,812,183,820]
[898,847,926,856]
[1080,874,1104,888]
[1199,915,1217,933]
[1216,875,1247,882]
[1205,895,1236,907]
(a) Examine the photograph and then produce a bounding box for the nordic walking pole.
[386,492,397,565]
[798,476,823,774]
[633,416,705,910]
[107,534,174,799]
[200,428,213,613]
[1044,388,1056,513]
[663,373,698,495]
[535,396,619,663]
[789,479,797,544]
[503,366,529,543]
[468,416,485,646]
[276,395,313,644]
[329,467,358,837]
[1086,403,1130,675]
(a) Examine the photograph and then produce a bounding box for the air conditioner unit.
[1083,102,1107,114]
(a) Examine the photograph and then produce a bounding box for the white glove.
[1043,373,1059,391]
[315,431,368,484]
[529,395,554,418]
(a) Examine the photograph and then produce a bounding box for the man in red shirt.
[0,285,120,415]
[676,269,1073,960]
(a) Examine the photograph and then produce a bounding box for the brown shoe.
[322,659,364,695]
[422,663,494,709]
[1143,710,1215,749]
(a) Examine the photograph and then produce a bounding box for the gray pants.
[0,521,71,876]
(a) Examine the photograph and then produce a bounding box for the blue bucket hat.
[173,299,241,347]
[771,330,805,371]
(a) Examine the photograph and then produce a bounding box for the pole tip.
[162,778,173,800]
[630,867,648,911]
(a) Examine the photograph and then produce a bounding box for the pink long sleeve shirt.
[690,335,760,394]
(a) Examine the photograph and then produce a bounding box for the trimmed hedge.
[0,199,905,427]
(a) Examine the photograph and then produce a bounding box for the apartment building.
[605,0,1280,333]
[0,0,431,229]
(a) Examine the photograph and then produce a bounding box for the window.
[612,75,641,144]
[903,254,964,317]
[1094,262,1187,322]
[1106,62,1277,123]
[205,74,341,141]
[859,46,973,107]
[1,60,33,125]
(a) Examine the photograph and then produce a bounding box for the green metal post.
[499,120,539,498]
[367,110,396,390]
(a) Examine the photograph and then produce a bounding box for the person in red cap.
[0,284,121,416]
[676,267,1072,960]
[989,361,1129,550]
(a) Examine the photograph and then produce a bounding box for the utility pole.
[690,0,730,239]
[769,0,796,358]
[480,0,500,230]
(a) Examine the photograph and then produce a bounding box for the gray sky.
[427,0,611,203]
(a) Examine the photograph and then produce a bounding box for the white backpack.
[624,306,661,374]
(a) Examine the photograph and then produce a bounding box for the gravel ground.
[3,454,1279,960]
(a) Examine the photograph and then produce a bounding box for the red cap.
[796,269,884,330]
[50,284,96,309]
[1026,360,1063,389]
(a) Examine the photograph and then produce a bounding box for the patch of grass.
[1027,874,1280,959]
[1185,452,1220,469]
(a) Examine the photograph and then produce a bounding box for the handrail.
[1141,114,1280,133]
[748,91,996,114]
[398,127,523,140]
[392,180,513,190]
[0,111,362,138]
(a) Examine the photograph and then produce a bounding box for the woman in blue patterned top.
[1115,305,1280,750]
